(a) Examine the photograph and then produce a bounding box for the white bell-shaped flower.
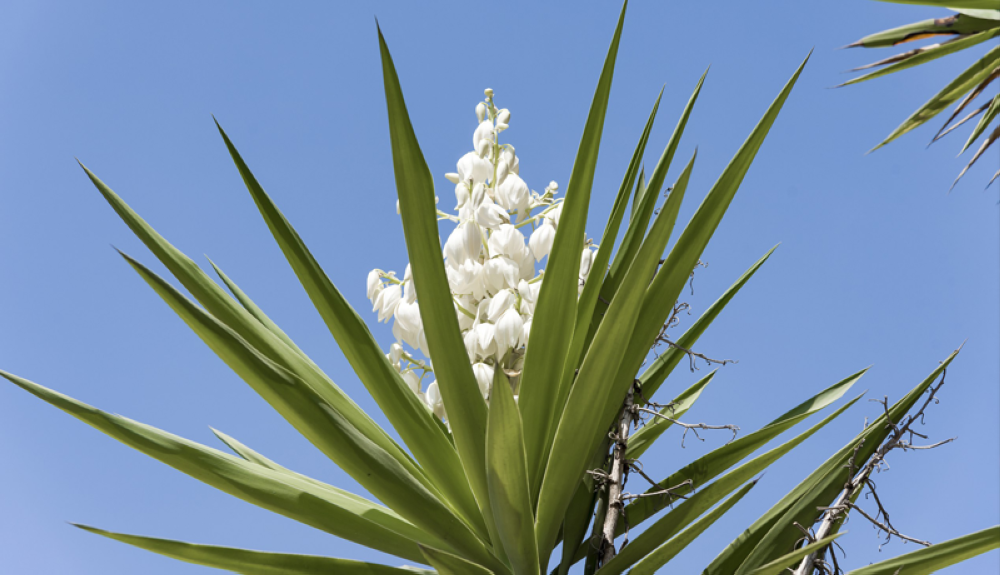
[401,370,421,394]
[497,173,530,217]
[529,219,556,260]
[454,182,470,209]
[522,317,533,345]
[580,247,596,279]
[402,264,417,304]
[394,300,422,334]
[547,202,564,227]
[444,225,468,268]
[483,256,520,294]
[425,381,446,419]
[461,220,482,261]
[374,284,401,322]
[497,109,510,125]
[464,328,479,361]
[476,102,487,123]
[476,198,509,230]
[495,307,524,352]
[472,362,494,398]
[366,270,383,303]
[488,224,528,260]
[495,159,509,187]
[487,288,515,322]
[457,151,491,185]
[475,322,498,357]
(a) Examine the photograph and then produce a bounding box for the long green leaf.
[961,92,1000,152]
[845,13,1000,48]
[846,526,1000,575]
[841,28,1000,87]
[546,87,665,474]
[594,71,708,341]
[624,481,758,575]
[0,371,441,563]
[519,0,628,499]
[213,122,484,538]
[78,164,427,488]
[637,245,777,403]
[611,54,809,429]
[118,253,500,570]
[75,525,433,575]
[626,369,716,460]
[486,369,539,575]
[419,546,494,575]
[377,26,504,556]
[534,152,694,566]
[872,43,1000,150]
[731,351,959,574]
[745,534,844,575]
[563,388,865,568]
[622,369,865,534]
[873,0,1000,9]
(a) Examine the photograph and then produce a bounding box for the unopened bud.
[484,88,494,98]
[445,172,460,184]
[548,180,559,192]
[495,122,508,132]
[497,109,510,125]
[476,138,490,158]
[476,102,487,123]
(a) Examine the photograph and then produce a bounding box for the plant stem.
[598,387,635,568]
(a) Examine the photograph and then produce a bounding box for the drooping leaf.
[0,370,441,563]
[486,369,539,575]
[873,0,1000,10]
[214,122,484,538]
[844,13,1000,48]
[419,546,494,575]
[75,525,433,575]
[619,481,758,575]
[119,253,500,569]
[519,0,628,501]
[78,164,428,487]
[871,43,1000,151]
[960,92,1000,152]
[840,28,1000,87]
[637,245,778,403]
[845,526,1000,575]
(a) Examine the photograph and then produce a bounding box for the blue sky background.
[1,1,997,573]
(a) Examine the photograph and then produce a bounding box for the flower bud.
[473,120,494,151]
[497,108,511,125]
[484,88,494,98]
[476,138,490,159]
[388,342,404,367]
[548,180,559,192]
[444,172,460,184]
[454,182,470,209]
[476,102,487,123]
[495,122,508,132]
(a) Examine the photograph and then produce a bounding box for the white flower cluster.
[368,88,597,422]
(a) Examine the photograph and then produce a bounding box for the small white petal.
[472,363,494,399]
[375,284,401,322]
[529,220,556,260]
[495,308,524,352]
[401,370,420,394]
[487,289,515,322]
[445,172,460,184]
[366,270,383,302]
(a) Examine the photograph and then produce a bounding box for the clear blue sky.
[1,1,997,573]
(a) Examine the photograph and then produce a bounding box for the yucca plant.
[3,3,997,574]
[842,0,1000,189]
